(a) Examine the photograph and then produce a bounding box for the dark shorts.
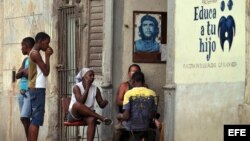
[67,111,82,122]
[67,108,96,122]
[29,88,46,126]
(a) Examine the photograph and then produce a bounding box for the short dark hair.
[22,37,35,48]
[128,64,141,73]
[139,15,159,40]
[35,32,50,42]
[131,71,145,84]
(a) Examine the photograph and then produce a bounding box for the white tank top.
[28,50,46,88]
[69,82,97,111]
[35,64,46,88]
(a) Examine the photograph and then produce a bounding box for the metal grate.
[58,6,80,141]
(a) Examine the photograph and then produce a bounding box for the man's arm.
[122,110,130,120]
[117,91,131,121]
[16,58,28,79]
[30,48,52,76]
[118,109,130,121]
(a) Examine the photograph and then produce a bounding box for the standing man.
[28,32,53,141]
[16,37,35,140]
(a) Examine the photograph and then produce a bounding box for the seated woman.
[68,68,112,141]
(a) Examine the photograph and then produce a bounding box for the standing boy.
[16,37,35,140]
[28,32,53,141]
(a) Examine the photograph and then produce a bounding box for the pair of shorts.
[67,111,82,122]
[29,88,46,126]
[67,108,96,122]
[18,90,31,118]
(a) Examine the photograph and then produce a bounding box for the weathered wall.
[0,0,3,94]
[246,0,250,105]
[0,0,60,140]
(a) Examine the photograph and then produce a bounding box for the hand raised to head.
[83,77,92,89]
[45,47,53,56]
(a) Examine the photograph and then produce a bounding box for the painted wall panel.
[175,0,246,84]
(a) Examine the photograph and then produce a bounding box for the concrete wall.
[0,0,3,93]
[175,83,244,141]
[239,0,250,125]
[246,0,250,105]
[0,0,61,140]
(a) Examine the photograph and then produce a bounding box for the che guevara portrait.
[133,11,167,63]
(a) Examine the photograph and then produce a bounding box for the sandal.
[103,118,113,125]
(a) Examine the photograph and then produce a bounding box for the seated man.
[117,71,157,141]
[67,68,112,141]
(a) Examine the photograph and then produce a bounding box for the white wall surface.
[171,0,248,141]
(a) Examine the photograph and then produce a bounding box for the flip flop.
[103,118,113,125]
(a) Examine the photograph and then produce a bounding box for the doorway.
[57,5,82,140]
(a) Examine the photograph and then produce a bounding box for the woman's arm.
[96,87,108,108]
[73,84,89,103]
[116,83,128,106]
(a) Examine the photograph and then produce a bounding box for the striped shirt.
[122,87,157,131]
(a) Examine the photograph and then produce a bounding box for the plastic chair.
[61,97,100,141]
